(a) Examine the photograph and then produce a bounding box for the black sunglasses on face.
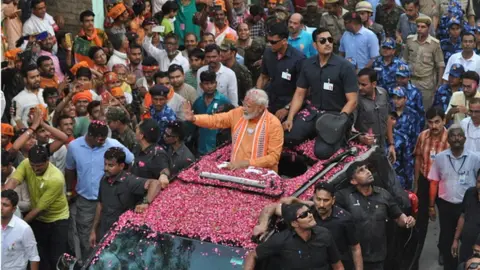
[296,209,312,220]
[267,39,283,45]
[317,37,334,45]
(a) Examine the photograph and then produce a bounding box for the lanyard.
[447,155,467,175]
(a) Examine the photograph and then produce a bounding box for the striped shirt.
[414,128,450,178]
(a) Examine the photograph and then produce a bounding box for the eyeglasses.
[296,209,312,220]
[267,39,283,45]
[317,37,334,45]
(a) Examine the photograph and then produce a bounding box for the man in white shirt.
[12,64,46,127]
[446,71,480,124]
[1,189,40,270]
[143,29,190,72]
[442,32,480,81]
[196,44,238,106]
[460,98,480,153]
[22,0,57,52]
[107,33,130,70]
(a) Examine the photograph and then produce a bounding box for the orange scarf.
[231,110,270,162]
[79,28,103,47]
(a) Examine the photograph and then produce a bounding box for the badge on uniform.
[459,173,467,185]
[323,81,334,91]
[281,71,291,81]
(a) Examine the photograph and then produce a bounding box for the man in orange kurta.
[184,89,284,171]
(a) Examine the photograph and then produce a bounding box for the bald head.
[288,13,304,35]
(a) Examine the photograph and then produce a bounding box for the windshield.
[89,228,247,270]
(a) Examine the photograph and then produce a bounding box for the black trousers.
[284,109,350,160]
[31,219,69,270]
[437,198,463,270]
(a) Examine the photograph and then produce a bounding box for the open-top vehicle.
[58,139,420,270]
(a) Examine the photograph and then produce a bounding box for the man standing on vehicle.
[256,22,305,120]
[89,147,161,247]
[244,202,344,270]
[183,88,283,172]
[252,182,364,269]
[283,27,358,160]
[335,161,416,270]
[428,125,480,270]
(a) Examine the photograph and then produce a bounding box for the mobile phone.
[65,33,72,48]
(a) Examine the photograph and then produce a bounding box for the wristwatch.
[284,104,290,110]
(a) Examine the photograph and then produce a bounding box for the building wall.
[45,0,92,34]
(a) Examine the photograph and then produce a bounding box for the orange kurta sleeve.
[248,114,284,172]
[194,107,242,130]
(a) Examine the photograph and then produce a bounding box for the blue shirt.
[65,137,134,200]
[428,149,480,204]
[192,91,231,154]
[288,30,318,58]
[150,105,177,146]
[339,26,379,69]
[373,57,406,90]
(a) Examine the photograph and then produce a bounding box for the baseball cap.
[382,37,396,49]
[390,86,406,97]
[396,63,411,77]
[447,17,461,28]
[149,84,170,97]
[449,63,465,78]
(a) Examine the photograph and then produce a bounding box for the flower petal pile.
[91,143,369,264]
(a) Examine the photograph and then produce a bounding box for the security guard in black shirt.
[245,203,344,270]
[335,161,416,270]
[253,182,363,270]
[256,22,305,121]
[283,27,358,160]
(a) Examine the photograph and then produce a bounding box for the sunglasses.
[317,37,334,45]
[267,39,283,45]
[296,209,312,220]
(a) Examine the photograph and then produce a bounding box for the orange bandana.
[70,61,90,75]
[108,3,127,19]
[1,123,14,136]
[72,90,93,104]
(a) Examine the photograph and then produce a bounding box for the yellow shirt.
[194,107,284,171]
[11,160,69,223]
[446,91,480,125]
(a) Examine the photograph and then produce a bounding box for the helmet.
[355,1,373,13]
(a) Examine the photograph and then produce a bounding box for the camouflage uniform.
[373,56,406,91]
[368,22,386,44]
[395,63,426,131]
[375,3,404,38]
[440,37,462,64]
[319,6,348,53]
[230,61,253,103]
[244,38,266,83]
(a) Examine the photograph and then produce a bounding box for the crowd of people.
[1,0,480,269]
